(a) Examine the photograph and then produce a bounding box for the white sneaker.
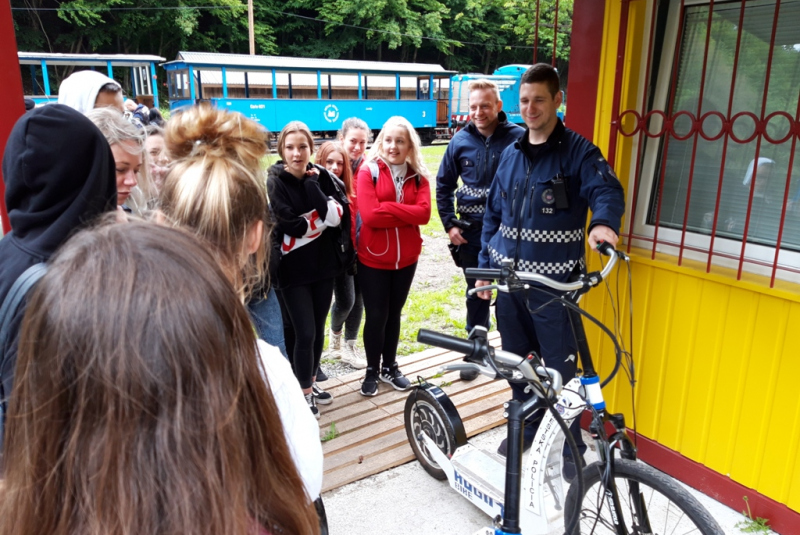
[329,329,342,353]
[340,339,367,369]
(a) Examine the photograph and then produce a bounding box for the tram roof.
[19,52,166,66]
[167,51,456,77]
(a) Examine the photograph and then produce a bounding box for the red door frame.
[0,0,25,233]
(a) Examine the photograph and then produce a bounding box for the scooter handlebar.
[417,329,477,358]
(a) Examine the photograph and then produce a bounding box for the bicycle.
[403,243,723,534]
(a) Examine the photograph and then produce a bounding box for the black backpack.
[0,263,47,460]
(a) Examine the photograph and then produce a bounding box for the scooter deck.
[450,444,507,508]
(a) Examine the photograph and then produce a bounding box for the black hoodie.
[0,104,116,424]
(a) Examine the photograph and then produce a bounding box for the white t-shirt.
[257,339,323,500]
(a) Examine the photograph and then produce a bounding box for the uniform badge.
[541,189,556,204]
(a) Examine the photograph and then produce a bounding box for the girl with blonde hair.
[86,107,155,214]
[159,105,323,502]
[0,221,319,535]
[355,116,431,396]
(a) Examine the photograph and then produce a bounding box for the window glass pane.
[648,0,800,250]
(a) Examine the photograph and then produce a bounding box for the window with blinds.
[646,0,800,252]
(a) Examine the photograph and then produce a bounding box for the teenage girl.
[355,116,431,396]
[0,220,320,535]
[327,118,371,363]
[318,141,367,370]
[268,122,352,418]
[86,108,155,214]
[159,105,323,499]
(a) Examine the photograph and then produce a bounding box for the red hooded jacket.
[355,158,431,270]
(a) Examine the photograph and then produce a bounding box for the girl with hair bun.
[268,122,354,419]
[317,141,367,370]
[0,220,320,535]
[356,116,431,397]
[159,105,323,502]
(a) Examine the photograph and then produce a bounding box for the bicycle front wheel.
[564,459,723,534]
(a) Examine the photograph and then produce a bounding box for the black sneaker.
[312,382,333,405]
[304,391,320,419]
[497,436,533,458]
[379,363,412,391]
[316,367,329,382]
[562,453,587,483]
[459,369,479,381]
[360,367,379,397]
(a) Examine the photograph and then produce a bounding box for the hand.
[588,224,618,249]
[475,279,493,300]
[448,226,468,245]
[304,167,320,180]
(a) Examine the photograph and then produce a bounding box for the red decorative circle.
[670,110,696,141]
[618,109,641,137]
[698,111,727,141]
[644,110,669,138]
[762,111,795,144]
[729,111,760,143]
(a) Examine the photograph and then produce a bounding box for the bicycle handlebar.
[465,242,622,295]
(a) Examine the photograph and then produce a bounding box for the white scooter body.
[421,377,584,534]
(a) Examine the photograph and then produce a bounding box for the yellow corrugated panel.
[655,275,703,450]
[757,303,800,507]
[679,280,729,462]
[730,295,790,487]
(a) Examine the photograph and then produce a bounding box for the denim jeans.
[247,287,288,359]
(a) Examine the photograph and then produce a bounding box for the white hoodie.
[58,70,121,114]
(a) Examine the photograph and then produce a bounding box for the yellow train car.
[568,0,800,532]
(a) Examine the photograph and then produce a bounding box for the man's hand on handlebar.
[475,279,493,300]
[588,224,618,249]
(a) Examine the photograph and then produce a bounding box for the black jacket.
[0,104,116,428]
[267,162,352,288]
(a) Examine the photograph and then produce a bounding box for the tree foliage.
[12,0,573,76]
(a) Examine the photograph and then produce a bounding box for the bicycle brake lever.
[467,283,510,296]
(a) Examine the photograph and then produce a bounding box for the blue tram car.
[19,52,166,108]
[163,52,455,141]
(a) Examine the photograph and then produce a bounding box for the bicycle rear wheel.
[564,459,723,534]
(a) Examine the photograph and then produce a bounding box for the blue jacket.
[478,119,625,282]
[436,111,524,230]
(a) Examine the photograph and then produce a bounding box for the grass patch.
[321,422,340,442]
[396,274,466,356]
[420,144,447,238]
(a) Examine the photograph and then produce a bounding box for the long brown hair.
[160,104,270,300]
[316,141,353,197]
[0,219,319,535]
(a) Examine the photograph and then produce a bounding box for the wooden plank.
[320,335,511,492]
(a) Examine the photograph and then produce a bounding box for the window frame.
[627,0,800,284]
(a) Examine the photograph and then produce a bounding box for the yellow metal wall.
[581,0,800,512]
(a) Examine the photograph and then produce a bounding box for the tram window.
[365,75,396,100]
[168,70,190,100]
[398,76,418,100]
[322,73,359,100]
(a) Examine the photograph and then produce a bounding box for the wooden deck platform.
[318,331,508,493]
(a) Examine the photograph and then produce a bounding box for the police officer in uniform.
[436,79,524,380]
[476,64,625,469]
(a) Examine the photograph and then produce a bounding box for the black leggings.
[357,261,417,370]
[276,278,334,389]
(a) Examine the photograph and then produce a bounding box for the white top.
[257,339,323,500]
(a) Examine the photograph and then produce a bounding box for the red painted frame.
[0,0,26,234]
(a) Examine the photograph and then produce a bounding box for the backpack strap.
[1,262,48,444]
[0,263,47,353]
[367,160,380,186]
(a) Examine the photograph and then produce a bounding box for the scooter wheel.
[404,385,465,480]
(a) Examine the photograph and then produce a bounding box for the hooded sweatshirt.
[0,104,116,423]
[57,70,121,114]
